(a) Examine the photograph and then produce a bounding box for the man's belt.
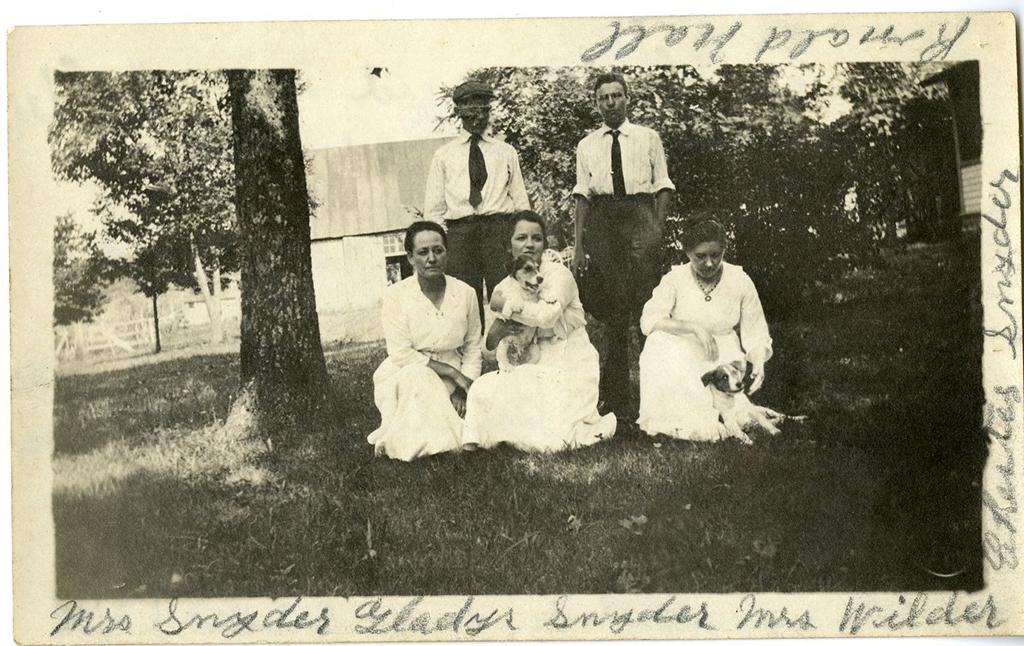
[446,212,512,226]
[590,193,654,204]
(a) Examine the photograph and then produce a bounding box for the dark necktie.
[469,134,487,208]
[610,129,626,198]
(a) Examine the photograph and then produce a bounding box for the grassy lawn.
[53,239,986,597]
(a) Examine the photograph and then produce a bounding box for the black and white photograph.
[8,9,1023,643]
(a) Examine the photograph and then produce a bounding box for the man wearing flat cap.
[424,80,531,324]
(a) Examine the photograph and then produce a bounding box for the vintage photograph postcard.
[8,9,1023,644]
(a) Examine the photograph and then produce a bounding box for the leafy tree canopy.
[447,63,953,315]
[50,70,238,295]
[53,212,112,325]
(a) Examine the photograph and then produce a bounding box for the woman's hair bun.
[681,212,727,251]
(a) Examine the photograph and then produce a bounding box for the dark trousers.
[579,195,663,419]
[446,213,511,325]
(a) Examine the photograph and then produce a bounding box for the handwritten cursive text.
[353,596,516,637]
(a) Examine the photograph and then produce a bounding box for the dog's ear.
[701,370,716,387]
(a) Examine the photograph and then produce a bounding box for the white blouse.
[639,261,773,362]
[493,259,586,340]
[381,275,483,379]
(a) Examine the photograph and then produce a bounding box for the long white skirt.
[463,327,616,452]
[637,330,743,442]
[369,360,463,461]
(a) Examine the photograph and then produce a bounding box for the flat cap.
[452,80,495,104]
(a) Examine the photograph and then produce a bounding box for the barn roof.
[307,137,453,240]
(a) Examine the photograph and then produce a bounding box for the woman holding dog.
[462,211,617,452]
[637,217,773,441]
[369,220,482,461]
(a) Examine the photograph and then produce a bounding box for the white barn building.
[305,137,453,342]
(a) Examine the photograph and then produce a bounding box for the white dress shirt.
[572,120,676,198]
[424,130,531,222]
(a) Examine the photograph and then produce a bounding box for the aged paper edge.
[8,9,1023,644]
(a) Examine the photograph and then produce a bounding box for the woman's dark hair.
[681,215,728,252]
[592,72,628,97]
[404,220,448,255]
[507,210,548,245]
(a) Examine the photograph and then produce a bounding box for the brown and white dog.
[495,254,544,372]
[700,360,803,444]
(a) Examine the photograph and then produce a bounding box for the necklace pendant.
[705,294,712,302]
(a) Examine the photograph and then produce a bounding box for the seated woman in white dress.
[463,211,617,452]
[638,217,773,442]
[368,220,482,461]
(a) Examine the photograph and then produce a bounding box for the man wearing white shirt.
[424,80,531,324]
[572,72,675,423]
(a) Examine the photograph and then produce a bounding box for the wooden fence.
[55,317,162,361]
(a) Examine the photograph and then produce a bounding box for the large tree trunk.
[227,69,329,443]
[190,237,225,345]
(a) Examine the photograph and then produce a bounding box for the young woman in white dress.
[638,217,773,441]
[462,211,617,452]
[368,221,483,461]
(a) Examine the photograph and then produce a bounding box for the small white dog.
[495,254,545,372]
[700,360,804,444]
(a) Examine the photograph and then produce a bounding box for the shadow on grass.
[54,354,240,456]
[55,239,986,596]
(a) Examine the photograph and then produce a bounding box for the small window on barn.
[382,231,412,284]
[382,231,405,256]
